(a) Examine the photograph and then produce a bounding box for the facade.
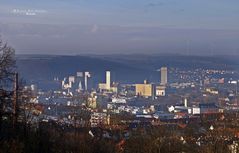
[199,103,219,114]
[69,76,75,84]
[98,83,107,90]
[135,80,154,97]
[84,72,91,90]
[106,71,111,90]
[205,88,219,95]
[87,96,97,109]
[90,112,110,127]
[62,77,72,89]
[110,83,118,93]
[61,71,90,91]
[98,71,118,93]
[156,85,166,96]
[161,67,168,85]
[76,71,83,77]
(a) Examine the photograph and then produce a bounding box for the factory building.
[135,80,154,98]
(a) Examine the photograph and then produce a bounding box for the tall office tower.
[77,71,83,77]
[161,67,167,85]
[78,81,83,91]
[84,72,91,90]
[106,71,111,90]
[69,76,75,84]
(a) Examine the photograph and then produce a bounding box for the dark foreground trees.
[0,37,16,131]
[0,38,15,83]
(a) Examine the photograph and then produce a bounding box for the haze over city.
[1,0,239,55]
[1,1,239,153]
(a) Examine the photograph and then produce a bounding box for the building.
[156,85,166,96]
[106,71,111,90]
[199,103,219,114]
[76,71,83,77]
[205,88,219,95]
[87,96,97,109]
[135,80,154,97]
[87,92,98,109]
[84,72,91,90]
[62,72,90,91]
[111,97,127,104]
[99,83,107,90]
[110,82,118,93]
[77,81,83,91]
[98,71,118,93]
[69,76,75,84]
[161,67,168,85]
[90,112,110,127]
[62,77,72,89]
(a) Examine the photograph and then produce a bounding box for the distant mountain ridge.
[16,54,239,90]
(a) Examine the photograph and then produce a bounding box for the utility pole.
[13,73,18,127]
[236,81,238,106]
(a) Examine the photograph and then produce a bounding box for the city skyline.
[1,1,239,152]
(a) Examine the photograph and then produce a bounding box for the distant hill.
[16,54,239,90]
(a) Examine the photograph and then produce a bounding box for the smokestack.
[184,98,188,107]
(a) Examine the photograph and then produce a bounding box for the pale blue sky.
[0,0,239,55]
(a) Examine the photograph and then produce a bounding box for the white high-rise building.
[84,72,91,90]
[106,71,111,90]
[69,76,75,84]
[160,67,167,85]
[78,81,83,91]
[77,72,83,77]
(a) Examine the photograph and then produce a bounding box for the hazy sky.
[0,0,239,55]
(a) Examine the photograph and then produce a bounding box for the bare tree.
[0,38,15,86]
[0,37,16,130]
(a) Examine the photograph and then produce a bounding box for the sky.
[0,0,239,55]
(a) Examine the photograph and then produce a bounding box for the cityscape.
[1,0,239,153]
[3,55,238,153]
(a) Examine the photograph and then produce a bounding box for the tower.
[78,81,82,91]
[84,72,91,90]
[106,71,111,90]
[160,67,167,85]
[184,98,188,107]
